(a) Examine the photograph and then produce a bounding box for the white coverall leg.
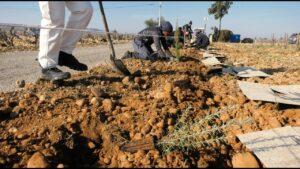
[38,1,93,69]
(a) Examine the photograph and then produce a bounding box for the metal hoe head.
[110,55,131,76]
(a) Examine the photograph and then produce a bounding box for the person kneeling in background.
[122,21,174,61]
[192,31,210,50]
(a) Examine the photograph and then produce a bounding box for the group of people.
[37,1,210,82]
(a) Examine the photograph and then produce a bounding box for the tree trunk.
[218,18,222,40]
[219,18,222,31]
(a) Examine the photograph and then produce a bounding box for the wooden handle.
[98,1,116,59]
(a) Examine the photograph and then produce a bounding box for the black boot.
[121,51,133,59]
[41,67,71,81]
[58,51,88,71]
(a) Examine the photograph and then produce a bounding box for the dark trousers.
[132,40,155,60]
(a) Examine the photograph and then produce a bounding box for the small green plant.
[157,104,253,154]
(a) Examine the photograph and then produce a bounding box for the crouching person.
[122,21,174,61]
[193,31,210,50]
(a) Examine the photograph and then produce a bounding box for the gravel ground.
[0,43,132,92]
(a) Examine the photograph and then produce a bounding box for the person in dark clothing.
[193,31,210,50]
[182,21,193,46]
[165,27,184,48]
[122,21,174,61]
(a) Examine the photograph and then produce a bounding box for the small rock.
[133,133,142,140]
[156,120,164,128]
[102,99,114,112]
[76,99,85,108]
[46,111,52,118]
[38,128,48,137]
[10,109,20,118]
[38,95,46,104]
[142,84,148,89]
[134,77,142,85]
[152,90,165,100]
[167,118,175,126]
[24,92,33,99]
[66,116,72,123]
[90,97,99,106]
[103,157,111,164]
[12,106,22,115]
[16,80,25,88]
[12,163,20,168]
[50,97,57,105]
[0,156,6,165]
[21,138,31,146]
[169,108,178,114]
[8,127,18,134]
[27,152,50,168]
[9,148,17,155]
[88,142,96,149]
[18,99,26,108]
[148,118,157,126]
[237,94,247,104]
[220,113,230,122]
[206,98,215,106]
[122,76,130,85]
[91,87,107,98]
[141,124,152,135]
[17,133,27,139]
[196,90,204,98]
[213,95,222,103]
[168,125,174,132]
[44,143,51,149]
[57,164,64,168]
[163,82,173,99]
[269,117,282,128]
[232,152,260,168]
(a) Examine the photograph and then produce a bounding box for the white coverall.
[38,1,93,69]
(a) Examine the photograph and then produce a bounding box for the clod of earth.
[27,152,50,168]
[231,152,260,168]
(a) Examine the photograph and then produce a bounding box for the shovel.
[98,1,131,76]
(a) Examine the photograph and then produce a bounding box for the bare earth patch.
[0,43,299,168]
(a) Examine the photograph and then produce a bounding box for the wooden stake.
[272,33,275,46]
[297,34,300,50]
[284,33,288,49]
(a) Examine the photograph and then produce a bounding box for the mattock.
[98,1,131,76]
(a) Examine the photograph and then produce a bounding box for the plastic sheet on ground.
[222,66,271,77]
[237,126,300,168]
[238,80,300,106]
[203,52,226,58]
[201,57,221,66]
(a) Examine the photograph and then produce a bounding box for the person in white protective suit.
[38,1,93,81]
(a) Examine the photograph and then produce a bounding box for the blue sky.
[0,1,300,39]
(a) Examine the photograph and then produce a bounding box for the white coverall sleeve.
[38,1,93,69]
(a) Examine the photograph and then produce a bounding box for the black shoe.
[121,51,132,59]
[41,67,71,81]
[58,51,88,71]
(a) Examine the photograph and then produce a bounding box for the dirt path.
[0,43,132,92]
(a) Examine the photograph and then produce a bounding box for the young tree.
[144,17,165,28]
[208,1,233,33]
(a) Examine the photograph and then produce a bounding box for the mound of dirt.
[0,43,299,168]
